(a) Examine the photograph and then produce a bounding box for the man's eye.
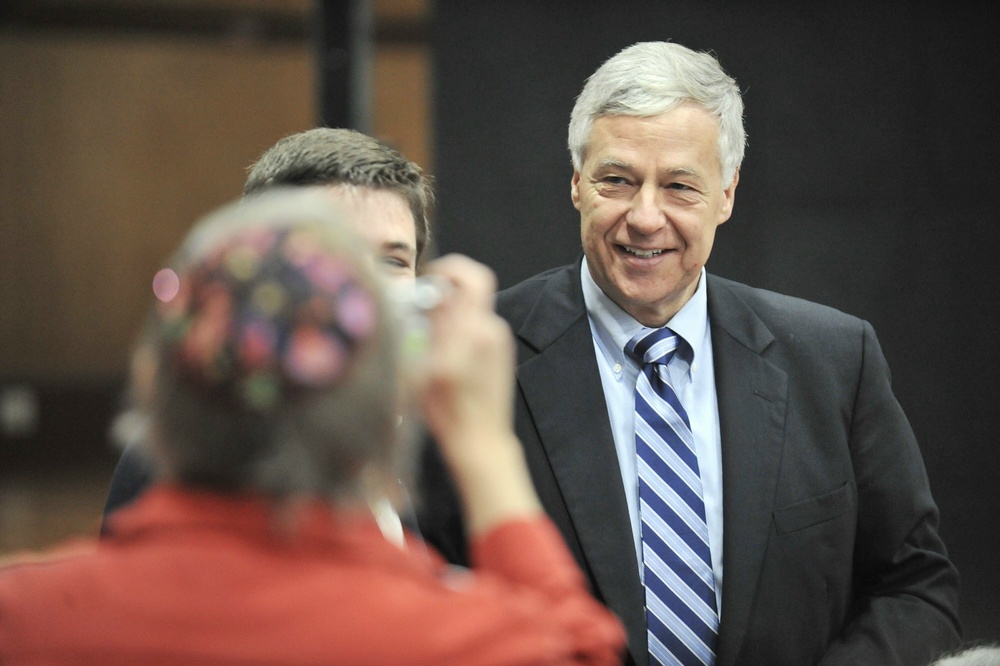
[603,176,629,185]
[380,256,412,270]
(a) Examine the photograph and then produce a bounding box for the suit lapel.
[507,269,787,666]
[513,263,648,665]
[706,276,788,666]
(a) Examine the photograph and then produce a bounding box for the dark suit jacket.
[419,260,960,666]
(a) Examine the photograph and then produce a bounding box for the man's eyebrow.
[594,160,705,183]
[665,166,703,180]
[594,158,633,171]
[381,240,417,256]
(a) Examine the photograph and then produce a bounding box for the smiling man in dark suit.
[418,41,960,666]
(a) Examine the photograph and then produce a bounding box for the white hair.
[568,41,746,185]
[931,645,1000,666]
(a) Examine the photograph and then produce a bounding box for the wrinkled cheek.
[682,247,703,271]
[580,227,617,287]
[580,217,603,253]
[682,231,715,272]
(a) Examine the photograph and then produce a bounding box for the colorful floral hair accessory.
[154,224,377,411]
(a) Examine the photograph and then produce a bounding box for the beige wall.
[0,33,316,380]
[0,0,429,382]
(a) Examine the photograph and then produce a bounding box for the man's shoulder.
[495,263,579,323]
[708,274,866,337]
[0,540,97,575]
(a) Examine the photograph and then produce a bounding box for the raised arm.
[413,254,626,665]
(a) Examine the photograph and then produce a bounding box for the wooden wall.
[0,31,316,381]
[0,0,430,554]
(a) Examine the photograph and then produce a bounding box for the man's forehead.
[320,182,404,206]
[314,185,412,221]
[582,110,723,178]
[315,184,416,250]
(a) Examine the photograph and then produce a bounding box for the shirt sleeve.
[456,516,627,665]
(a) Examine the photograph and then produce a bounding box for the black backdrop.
[430,1,999,642]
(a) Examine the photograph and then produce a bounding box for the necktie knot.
[626,327,681,367]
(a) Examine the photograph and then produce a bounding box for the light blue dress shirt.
[581,258,724,613]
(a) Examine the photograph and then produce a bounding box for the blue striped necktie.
[626,327,718,666]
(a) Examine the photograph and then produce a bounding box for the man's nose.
[625,183,665,233]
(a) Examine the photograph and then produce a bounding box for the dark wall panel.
[432,0,999,642]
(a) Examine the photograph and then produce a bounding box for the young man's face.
[320,184,418,282]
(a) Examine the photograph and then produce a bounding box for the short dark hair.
[244,128,433,264]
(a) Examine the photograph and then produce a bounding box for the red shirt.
[0,485,625,665]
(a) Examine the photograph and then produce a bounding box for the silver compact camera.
[388,275,450,357]
[389,275,450,313]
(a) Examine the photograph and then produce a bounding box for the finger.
[422,254,496,311]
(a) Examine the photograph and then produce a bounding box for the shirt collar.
[581,257,709,369]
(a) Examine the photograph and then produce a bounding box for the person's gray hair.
[134,189,412,504]
[568,41,746,186]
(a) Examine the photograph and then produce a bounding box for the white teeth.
[623,246,664,259]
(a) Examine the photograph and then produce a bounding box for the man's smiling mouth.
[621,245,666,259]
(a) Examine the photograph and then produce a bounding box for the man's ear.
[570,171,582,211]
[718,168,739,225]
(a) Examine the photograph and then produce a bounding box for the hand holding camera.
[410,254,542,536]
